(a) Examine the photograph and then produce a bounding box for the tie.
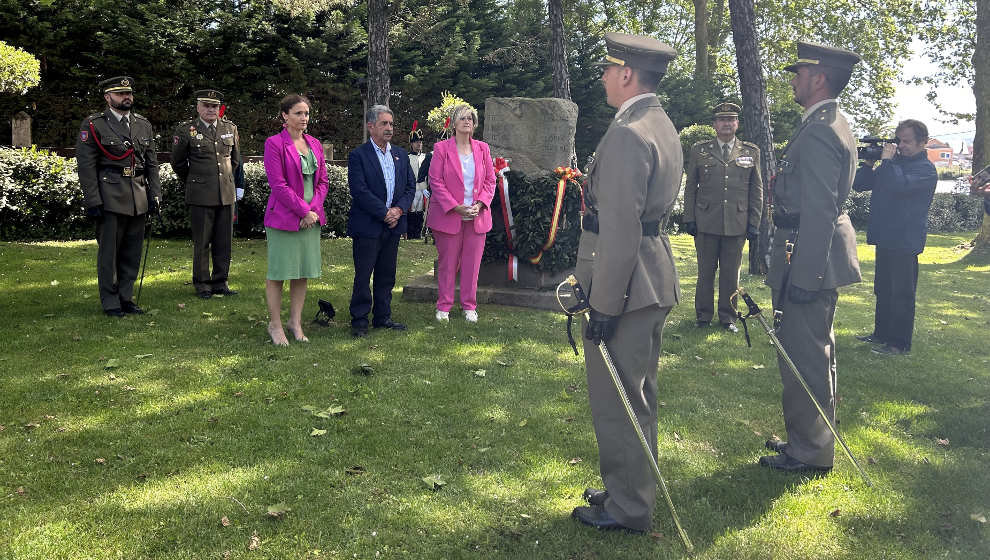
[722,143,729,162]
[121,116,129,130]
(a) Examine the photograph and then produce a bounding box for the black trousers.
[189,204,233,293]
[406,211,424,239]
[96,211,146,311]
[349,229,401,328]
[872,247,919,350]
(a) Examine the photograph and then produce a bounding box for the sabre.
[734,286,872,486]
[135,197,159,307]
[557,276,694,553]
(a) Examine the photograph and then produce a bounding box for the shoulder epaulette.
[691,139,711,148]
[131,112,150,123]
[740,140,760,149]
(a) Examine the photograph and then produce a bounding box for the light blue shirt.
[460,152,475,207]
[371,139,395,207]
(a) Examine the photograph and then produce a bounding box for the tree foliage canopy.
[0,40,40,95]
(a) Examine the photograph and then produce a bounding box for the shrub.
[0,41,41,94]
[0,147,88,240]
[678,123,716,164]
[842,189,985,233]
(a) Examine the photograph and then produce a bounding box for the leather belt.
[101,166,144,178]
[582,213,661,237]
[773,212,799,229]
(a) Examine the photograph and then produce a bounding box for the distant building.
[926,138,953,167]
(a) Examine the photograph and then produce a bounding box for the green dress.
[266,149,322,280]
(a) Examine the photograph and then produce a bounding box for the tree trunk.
[728,0,775,274]
[549,0,571,100]
[367,0,390,107]
[694,0,709,83]
[974,0,990,249]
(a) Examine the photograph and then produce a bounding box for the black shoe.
[571,505,643,533]
[764,438,788,454]
[212,287,238,296]
[372,319,407,331]
[722,322,739,333]
[872,344,909,356]
[197,290,213,299]
[758,452,831,473]
[104,308,125,318]
[351,325,369,337]
[855,334,882,344]
[120,301,145,314]
[696,320,711,328]
[582,488,608,506]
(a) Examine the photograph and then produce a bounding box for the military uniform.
[573,33,682,532]
[763,43,862,470]
[406,123,426,239]
[170,89,241,296]
[684,103,763,328]
[76,76,161,315]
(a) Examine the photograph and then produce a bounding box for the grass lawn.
[0,232,987,559]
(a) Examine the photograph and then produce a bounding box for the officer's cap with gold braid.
[784,41,861,73]
[713,102,740,118]
[595,32,676,74]
[195,89,223,105]
[100,76,134,94]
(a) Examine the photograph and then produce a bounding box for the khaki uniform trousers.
[771,288,839,468]
[582,303,671,531]
[694,232,745,324]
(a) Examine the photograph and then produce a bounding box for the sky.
[892,40,975,148]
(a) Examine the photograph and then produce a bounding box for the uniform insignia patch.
[189,126,197,137]
[173,135,180,145]
[196,134,204,140]
[220,133,233,139]
[80,130,89,142]
[778,160,793,171]
[735,156,754,168]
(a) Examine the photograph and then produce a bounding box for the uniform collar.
[717,137,736,152]
[107,107,129,122]
[615,93,656,119]
[802,98,836,121]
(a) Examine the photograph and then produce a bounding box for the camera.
[857,136,898,161]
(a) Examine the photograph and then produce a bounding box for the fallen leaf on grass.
[220,516,231,527]
[829,509,841,517]
[345,465,366,475]
[233,391,244,397]
[938,319,948,325]
[935,438,950,447]
[0,425,4,431]
[518,419,528,427]
[202,312,213,318]
[520,513,531,519]
[108,373,116,381]
[473,369,486,377]
[72,335,82,341]
[310,428,327,437]
[177,303,186,309]
[422,474,446,490]
[266,503,290,519]
[568,457,582,465]
[673,432,681,441]
[15,487,26,495]
[248,531,260,550]
[751,364,765,370]
[23,422,40,430]
[314,405,346,418]
[971,512,987,524]
[221,551,231,560]
[95,458,106,465]
[694,355,704,361]
[104,359,119,370]
[496,360,508,366]
[134,354,153,359]
[123,385,136,392]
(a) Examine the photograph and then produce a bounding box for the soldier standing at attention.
[171,89,242,299]
[683,102,763,333]
[571,32,682,533]
[77,76,161,317]
[760,42,862,473]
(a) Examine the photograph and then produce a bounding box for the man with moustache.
[346,105,417,337]
[683,102,763,332]
[761,42,862,473]
[76,76,161,317]
[170,89,242,299]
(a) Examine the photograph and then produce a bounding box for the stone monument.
[483,97,578,175]
[11,111,31,147]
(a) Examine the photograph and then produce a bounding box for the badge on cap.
[121,78,130,87]
[80,130,89,142]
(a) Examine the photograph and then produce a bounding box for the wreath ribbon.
[494,157,521,281]
[528,167,582,265]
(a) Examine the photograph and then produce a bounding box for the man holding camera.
[683,102,763,333]
[852,120,937,356]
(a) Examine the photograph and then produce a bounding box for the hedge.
[0,147,984,242]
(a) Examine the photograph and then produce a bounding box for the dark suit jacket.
[347,140,416,237]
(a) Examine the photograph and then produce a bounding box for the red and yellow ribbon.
[529,167,582,265]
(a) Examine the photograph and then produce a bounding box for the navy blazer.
[347,140,417,237]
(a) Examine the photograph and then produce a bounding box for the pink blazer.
[426,137,497,235]
[263,129,329,231]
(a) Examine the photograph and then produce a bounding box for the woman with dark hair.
[262,94,329,345]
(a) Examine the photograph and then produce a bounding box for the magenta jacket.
[426,137,497,235]
[263,129,329,231]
